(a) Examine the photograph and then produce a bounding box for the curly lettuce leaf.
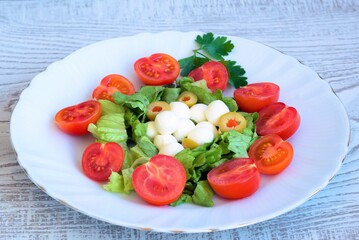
[103,168,134,194]
[161,87,181,103]
[88,113,127,144]
[98,99,124,115]
[192,180,214,207]
[138,85,165,102]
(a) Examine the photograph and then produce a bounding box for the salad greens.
[90,78,259,207]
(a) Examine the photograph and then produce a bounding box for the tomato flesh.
[82,142,124,181]
[207,158,260,199]
[248,134,293,175]
[233,82,280,112]
[92,74,135,102]
[256,102,300,140]
[55,100,102,135]
[188,61,228,92]
[134,53,180,85]
[132,154,186,206]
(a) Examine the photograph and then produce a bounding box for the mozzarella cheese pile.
[146,100,230,156]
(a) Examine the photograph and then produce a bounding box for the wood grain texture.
[1,0,358,239]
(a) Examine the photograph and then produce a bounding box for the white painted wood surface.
[1,0,358,239]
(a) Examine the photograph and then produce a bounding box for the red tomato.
[248,134,294,175]
[134,53,180,85]
[92,74,135,102]
[233,82,280,112]
[132,154,186,206]
[188,61,228,92]
[256,102,300,140]
[54,100,102,135]
[207,158,260,199]
[82,142,124,182]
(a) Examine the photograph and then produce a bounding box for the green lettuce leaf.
[178,78,214,104]
[240,112,259,144]
[161,88,181,103]
[170,194,193,207]
[226,130,252,158]
[122,168,135,193]
[122,146,135,169]
[129,120,158,158]
[130,157,149,168]
[136,136,158,158]
[130,145,148,159]
[113,92,149,121]
[98,99,124,115]
[133,122,148,139]
[103,172,124,193]
[103,168,134,194]
[175,148,195,180]
[192,181,214,207]
[88,113,127,144]
[138,86,165,102]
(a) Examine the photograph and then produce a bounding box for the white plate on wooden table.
[10,31,350,233]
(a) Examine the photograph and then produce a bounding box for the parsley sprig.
[178,32,247,88]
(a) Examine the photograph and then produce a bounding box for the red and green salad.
[54,33,300,207]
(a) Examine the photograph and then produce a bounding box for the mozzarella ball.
[159,142,184,157]
[173,119,196,141]
[146,121,158,140]
[190,103,208,123]
[187,125,214,145]
[196,121,218,137]
[204,100,230,126]
[153,134,178,149]
[170,101,191,119]
[154,110,179,134]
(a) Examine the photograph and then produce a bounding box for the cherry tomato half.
[233,82,280,112]
[207,158,261,199]
[92,74,135,102]
[248,134,294,175]
[256,102,300,140]
[82,142,124,182]
[54,100,102,135]
[134,53,180,86]
[188,61,228,92]
[132,154,186,206]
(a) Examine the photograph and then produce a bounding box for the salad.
[54,33,300,207]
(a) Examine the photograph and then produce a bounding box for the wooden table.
[1,0,358,239]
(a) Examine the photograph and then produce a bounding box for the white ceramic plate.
[10,31,350,233]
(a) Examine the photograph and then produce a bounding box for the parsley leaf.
[178,56,195,76]
[178,32,247,88]
[221,60,248,88]
[195,32,214,46]
[179,55,209,76]
[193,56,210,69]
[196,33,234,60]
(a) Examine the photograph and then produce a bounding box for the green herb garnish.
[178,32,248,88]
